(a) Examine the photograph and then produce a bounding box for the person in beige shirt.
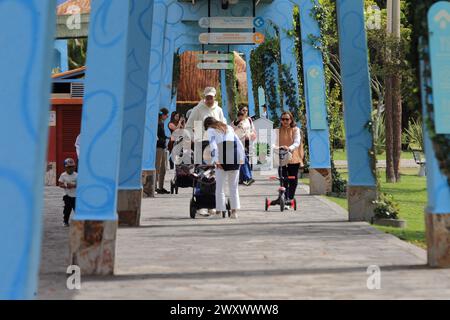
[273,111,304,205]
[185,87,226,216]
[185,87,227,134]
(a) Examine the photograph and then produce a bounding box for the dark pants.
[63,195,76,224]
[280,164,300,200]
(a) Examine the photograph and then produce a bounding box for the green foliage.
[225,54,239,120]
[250,34,281,126]
[172,50,181,99]
[331,161,347,194]
[403,118,424,151]
[372,110,386,155]
[68,38,87,70]
[372,192,400,220]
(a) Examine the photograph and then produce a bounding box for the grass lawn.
[332,149,414,161]
[324,168,428,249]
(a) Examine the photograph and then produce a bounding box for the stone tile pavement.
[38,171,450,299]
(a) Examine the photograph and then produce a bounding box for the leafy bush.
[403,118,424,151]
[372,193,400,220]
[372,110,386,155]
[331,161,346,194]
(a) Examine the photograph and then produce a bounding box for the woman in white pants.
[204,117,245,219]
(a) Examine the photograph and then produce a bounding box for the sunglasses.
[281,118,291,121]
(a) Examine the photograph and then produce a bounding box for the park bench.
[412,149,426,177]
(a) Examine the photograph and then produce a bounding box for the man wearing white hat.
[185,87,226,132]
[185,87,226,217]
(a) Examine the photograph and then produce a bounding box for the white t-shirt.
[58,172,78,198]
[206,126,245,166]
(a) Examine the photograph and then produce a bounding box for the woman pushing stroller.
[204,117,245,219]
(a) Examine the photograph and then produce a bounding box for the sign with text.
[428,2,450,134]
[197,62,234,70]
[199,16,265,29]
[199,32,265,45]
[306,66,327,130]
[196,53,234,61]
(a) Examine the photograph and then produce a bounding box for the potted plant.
[371,193,406,228]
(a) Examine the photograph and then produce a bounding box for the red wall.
[48,98,83,184]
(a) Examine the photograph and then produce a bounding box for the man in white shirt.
[185,87,226,216]
[185,87,227,132]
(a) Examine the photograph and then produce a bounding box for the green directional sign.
[306,65,327,130]
[197,62,234,70]
[196,53,234,61]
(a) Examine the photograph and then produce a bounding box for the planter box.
[372,218,407,228]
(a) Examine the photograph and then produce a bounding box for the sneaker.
[230,210,238,219]
[63,222,70,227]
[208,209,216,215]
[156,188,170,194]
[243,179,255,186]
[209,212,223,219]
[197,209,210,216]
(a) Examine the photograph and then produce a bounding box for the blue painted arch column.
[336,0,377,221]
[0,0,57,299]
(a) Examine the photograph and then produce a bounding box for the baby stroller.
[189,166,231,219]
[170,135,195,194]
[265,148,298,212]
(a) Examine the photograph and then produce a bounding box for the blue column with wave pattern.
[75,0,133,220]
[142,1,167,171]
[298,0,331,169]
[0,0,56,299]
[336,0,376,186]
[419,37,450,214]
[118,0,154,190]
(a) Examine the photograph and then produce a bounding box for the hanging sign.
[197,62,234,70]
[428,2,450,134]
[306,65,327,130]
[196,53,234,61]
[199,16,265,29]
[199,32,265,45]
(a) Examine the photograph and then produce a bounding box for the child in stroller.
[170,134,195,194]
[189,164,231,219]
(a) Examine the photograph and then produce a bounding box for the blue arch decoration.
[0,0,405,298]
[143,0,331,172]
[0,0,57,299]
[118,0,155,191]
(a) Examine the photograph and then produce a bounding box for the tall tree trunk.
[392,74,402,182]
[385,76,395,183]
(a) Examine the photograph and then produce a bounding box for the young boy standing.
[58,158,77,227]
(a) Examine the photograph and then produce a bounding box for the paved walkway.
[38,171,450,299]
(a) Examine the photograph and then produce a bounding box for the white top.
[58,172,78,198]
[185,100,227,132]
[206,126,245,166]
[273,127,301,152]
[232,117,256,142]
